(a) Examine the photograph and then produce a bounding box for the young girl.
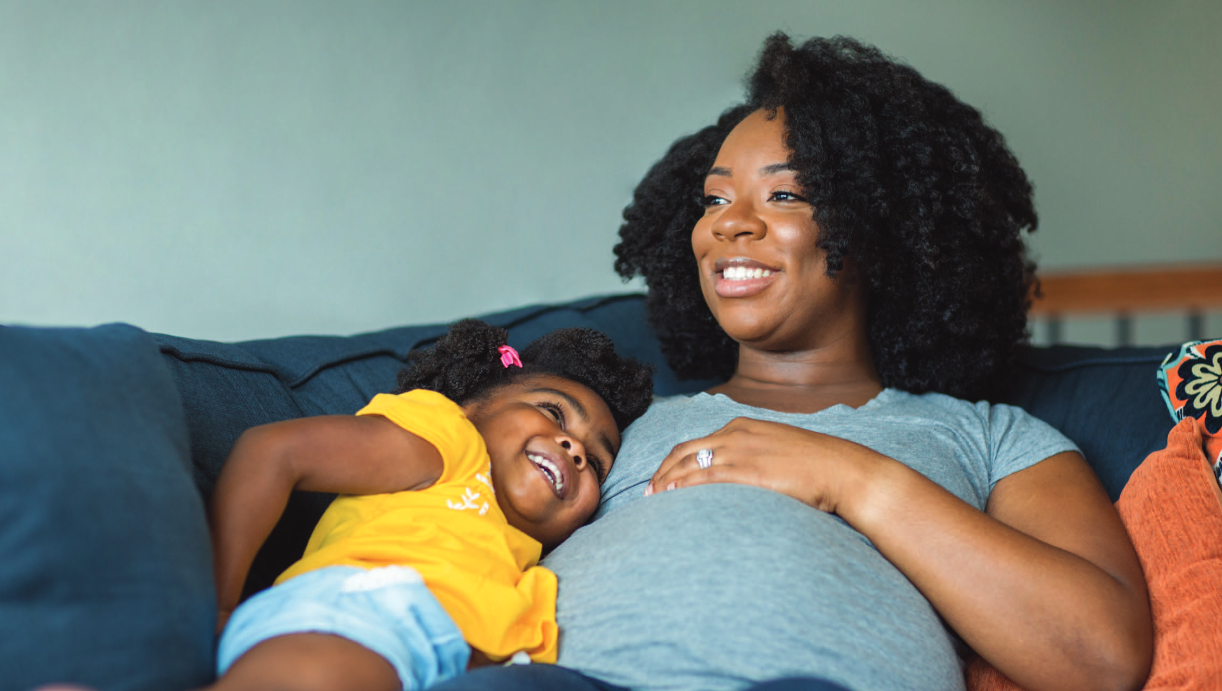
[203,319,654,691]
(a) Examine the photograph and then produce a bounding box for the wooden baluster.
[1116,313,1132,347]
[1047,314,1062,345]
[1187,310,1203,342]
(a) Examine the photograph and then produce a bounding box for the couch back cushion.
[155,292,1177,592]
[0,324,214,691]
[155,293,720,593]
[997,345,1178,501]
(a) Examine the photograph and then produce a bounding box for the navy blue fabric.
[431,665,853,691]
[0,294,1177,690]
[151,292,1175,592]
[995,344,1177,501]
[153,293,708,498]
[154,293,718,594]
[0,324,214,691]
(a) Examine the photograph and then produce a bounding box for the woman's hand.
[644,416,888,514]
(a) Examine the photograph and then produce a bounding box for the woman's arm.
[848,449,1151,691]
[210,414,443,628]
[648,418,1152,691]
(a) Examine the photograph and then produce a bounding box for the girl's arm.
[210,414,443,627]
[648,418,1152,691]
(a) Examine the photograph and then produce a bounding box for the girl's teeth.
[527,453,563,491]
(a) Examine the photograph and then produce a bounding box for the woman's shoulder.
[880,389,1075,454]
[879,388,1023,420]
[627,392,718,420]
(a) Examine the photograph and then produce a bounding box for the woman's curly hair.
[614,33,1037,400]
[394,319,654,432]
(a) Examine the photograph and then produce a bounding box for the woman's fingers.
[646,443,725,495]
[647,419,760,495]
[642,417,863,511]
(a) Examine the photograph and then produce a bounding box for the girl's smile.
[464,374,619,549]
[525,448,569,499]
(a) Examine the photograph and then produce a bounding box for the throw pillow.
[0,324,216,691]
[1157,338,1222,482]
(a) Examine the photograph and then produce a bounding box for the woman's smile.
[713,256,782,298]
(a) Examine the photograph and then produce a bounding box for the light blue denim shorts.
[217,565,470,690]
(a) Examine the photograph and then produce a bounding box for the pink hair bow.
[498,344,522,369]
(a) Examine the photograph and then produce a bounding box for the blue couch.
[0,293,1177,691]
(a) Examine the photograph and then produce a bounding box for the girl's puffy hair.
[395,319,654,432]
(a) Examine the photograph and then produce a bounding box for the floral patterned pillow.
[1158,338,1222,482]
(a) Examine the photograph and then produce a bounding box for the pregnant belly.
[543,484,965,691]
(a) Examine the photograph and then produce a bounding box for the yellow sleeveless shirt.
[274,390,559,662]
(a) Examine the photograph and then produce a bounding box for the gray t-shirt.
[543,389,1078,691]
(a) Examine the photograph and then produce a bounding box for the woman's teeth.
[722,266,773,281]
[528,453,563,492]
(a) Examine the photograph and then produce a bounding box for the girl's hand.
[644,416,888,514]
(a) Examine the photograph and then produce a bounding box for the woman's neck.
[707,345,883,414]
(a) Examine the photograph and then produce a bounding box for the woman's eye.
[770,190,806,202]
[700,194,728,208]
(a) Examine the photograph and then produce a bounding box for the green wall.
[2,1,1218,342]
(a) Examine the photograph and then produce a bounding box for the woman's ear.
[831,255,860,289]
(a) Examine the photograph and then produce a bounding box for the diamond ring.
[696,448,714,469]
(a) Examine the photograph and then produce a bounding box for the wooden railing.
[1029,264,1222,345]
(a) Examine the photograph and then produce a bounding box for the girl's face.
[691,108,866,353]
[463,374,619,550]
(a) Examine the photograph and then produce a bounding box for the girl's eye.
[539,402,565,429]
[587,454,607,485]
[700,194,728,208]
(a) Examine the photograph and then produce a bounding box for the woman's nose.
[711,200,766,241]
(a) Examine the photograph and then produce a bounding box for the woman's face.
[691,108,864,353]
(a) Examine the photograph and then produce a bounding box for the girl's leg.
[746,678,855,691]
[208,633,400,691]
[429,664,630,691]
[430,668,852,691]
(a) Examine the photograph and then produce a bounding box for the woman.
[435,33,1152,691]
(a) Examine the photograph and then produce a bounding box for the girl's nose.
[559,438,586,469]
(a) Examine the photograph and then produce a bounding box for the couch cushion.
[157,292,1173,593]
[0,323,214,691]
[997,345,1178,501]
[155,293,716,594]
[155,293,708,496]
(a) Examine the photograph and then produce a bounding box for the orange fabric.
[966,418,1222,690]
